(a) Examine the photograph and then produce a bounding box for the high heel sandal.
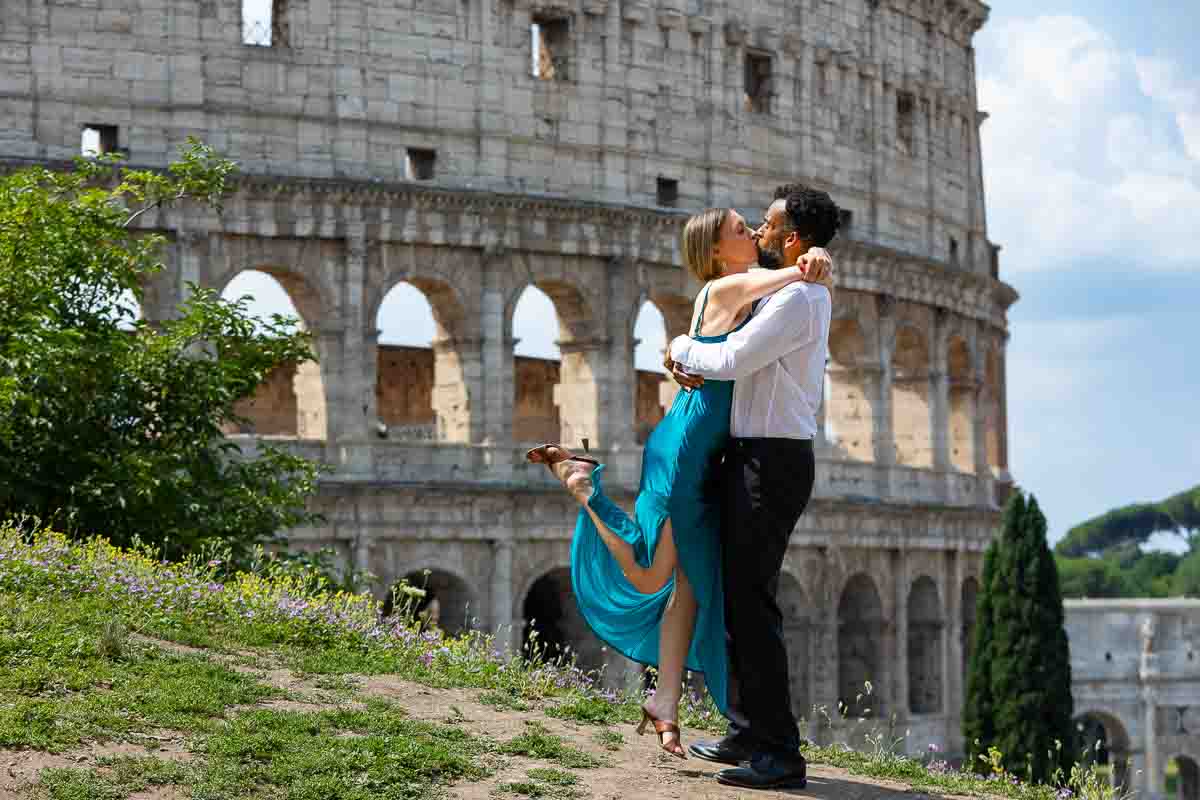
[637,705,686,759]
[525,439,600,474]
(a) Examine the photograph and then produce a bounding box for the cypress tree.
[965,491,1075,783]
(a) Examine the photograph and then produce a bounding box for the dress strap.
[693,282,713,336]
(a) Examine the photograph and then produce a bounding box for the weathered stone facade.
[1,0,1014,756]
[1066,600,1200,800]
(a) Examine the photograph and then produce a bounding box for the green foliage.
[498,722,606,768]
[0,142,323,565]
[1171,548,1200,596]
[1055,556,1137,598]
[1056,484,1200,559]
[966,492,1075,783]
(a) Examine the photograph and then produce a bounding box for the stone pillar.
[490,538,515,651]
[893,550,909,721]
[943,552,960,741]
[431,335,480,443]
[972,324,992,507]
[480,248,515,451]
[947,549,965,749]
[554,338,609,449]
[932,311,952,475]
[874,295,897,497]
[1143,686,1161,800]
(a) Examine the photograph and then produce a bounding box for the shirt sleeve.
[669,284,828,381]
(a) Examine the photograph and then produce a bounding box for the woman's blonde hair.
[681,208,728,283]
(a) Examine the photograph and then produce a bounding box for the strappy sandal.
[637,704,686,759]
[525,440,600,472]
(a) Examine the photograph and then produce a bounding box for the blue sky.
[228,0,1199,545]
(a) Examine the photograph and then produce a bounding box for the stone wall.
[1065,600,1200,800]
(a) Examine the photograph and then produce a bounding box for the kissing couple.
[527,184,840,791]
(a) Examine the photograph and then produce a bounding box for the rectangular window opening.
[656,177,679,208]
[838,208,853,238]
[949,236,960,265]
[406,148,437,181]
[531,14,570,81]
[744,51,773,114]
[243,0,288,47]
[897,91,915,155]
[81,124,120,156]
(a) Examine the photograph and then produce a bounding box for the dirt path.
[4,637,964,800]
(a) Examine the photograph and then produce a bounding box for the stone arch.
[520,567,608,678]
[826,316,876,461]
[1169,755,1199,800]
[838,572,884,718]
[631,298,670,444]
[220,268,327,439]
[961,575,980,684]
[1074,710,1133,792]
[375,279,475,442]
[947,335,975,472]
[382,566,478,637]
[511,284,564,444]
[891,324,932,468]
[208,237,340,327]
[907,574,943,714]
[507,272,603,447]
[984,344,1005,473]
[778,570,813,720]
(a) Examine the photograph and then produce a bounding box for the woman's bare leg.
[643,550,698,750]
[556,460,678,594]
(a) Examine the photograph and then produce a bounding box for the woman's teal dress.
[570,285,745,716]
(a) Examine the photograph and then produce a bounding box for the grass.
[495,768,582,799]
[499,722,606,769]
[0,525,1135,800]
[592,729,624,751]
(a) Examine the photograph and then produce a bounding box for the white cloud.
[978,16,1200,273]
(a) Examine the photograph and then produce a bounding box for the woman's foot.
[638,698,684,758]
[526,444,596,503]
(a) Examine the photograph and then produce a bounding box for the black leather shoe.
[715,753,807,790]
[688,736,756,766]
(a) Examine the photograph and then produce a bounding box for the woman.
[526,208,832,756]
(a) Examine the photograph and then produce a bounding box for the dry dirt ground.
[1,636,963,800]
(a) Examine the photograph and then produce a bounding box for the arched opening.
[947,337,975,472]
[1168,756,1199,800]
[376,282,437,441]
[521,568,608,678]
[838,573,884,718]
[633,300,668,444]
[778,572,812,720]
[382,568,477,637]
[512,285,563,444]
[984,348,1004,474]
[891,326,932,468]
[1074,712,1132,793]
[907,575,943,714]
[825,318,874,461]
[961,576,979,685]
[221,270,326,440]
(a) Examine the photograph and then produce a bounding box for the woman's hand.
[797,247,835,293]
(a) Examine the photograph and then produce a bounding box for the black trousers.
[721,436,815,756]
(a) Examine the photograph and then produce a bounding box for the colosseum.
[2,0,1015,756]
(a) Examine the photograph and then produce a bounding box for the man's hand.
[663,354,704,392]
[797,247,835,293]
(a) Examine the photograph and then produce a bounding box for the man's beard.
[756,241,785,270]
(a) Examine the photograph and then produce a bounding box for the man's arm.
[669,283,829,381]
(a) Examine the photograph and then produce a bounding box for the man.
[665,184,840,790]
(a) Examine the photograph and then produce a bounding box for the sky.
[228,0,1199,546]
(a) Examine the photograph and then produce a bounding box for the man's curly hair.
[772,183,841,248]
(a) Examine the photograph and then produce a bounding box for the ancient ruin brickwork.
[2,0,1016,757]
[1065,600,1200,800]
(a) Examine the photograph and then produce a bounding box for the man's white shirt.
[669,281,831,441]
